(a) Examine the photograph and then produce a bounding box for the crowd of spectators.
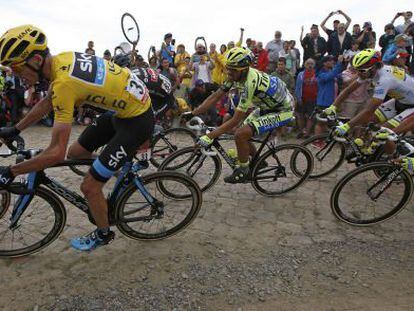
[1,10,414,135]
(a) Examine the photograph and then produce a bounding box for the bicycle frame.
[211,131,276,169]
[8,159,154,228]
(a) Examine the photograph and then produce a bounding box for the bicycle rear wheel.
[115,171,202,240]
[330,162,413,226]
[150,128,197,168]
[158,146,222,194]
[299,133,346,179]
[0,187,66,258]
[251,144,313,196]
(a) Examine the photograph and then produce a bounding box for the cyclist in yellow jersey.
[0,25,154,251]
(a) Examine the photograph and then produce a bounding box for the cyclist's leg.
[67,112,115,159]
[382,106,414,153]
[74,109,154,250]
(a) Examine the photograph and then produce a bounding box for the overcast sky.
[0,0,411,60]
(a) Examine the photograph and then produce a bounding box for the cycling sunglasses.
[355,66,374,73]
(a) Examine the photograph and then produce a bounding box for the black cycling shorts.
[78,109,154,182]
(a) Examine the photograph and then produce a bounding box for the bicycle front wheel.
[330,162,413,226]
[158,146,222,194]
[115,171,202,240]
[300,134,346,179]
[0,187,66,258]
[150,128,197,168]
[251,144,313,196]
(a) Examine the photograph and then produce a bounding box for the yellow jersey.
[50,52,151,123]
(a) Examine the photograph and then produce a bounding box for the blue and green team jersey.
[221,68,292,113]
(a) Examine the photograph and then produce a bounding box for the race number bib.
[127,74,149,102]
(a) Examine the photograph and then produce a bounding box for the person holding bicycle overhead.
[0,25,154,251]
[184,47,294,183]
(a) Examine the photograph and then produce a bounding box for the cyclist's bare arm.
[332,79,360,110]
[16,88,53,131]
[348,97,383,128]
[11,122,71,176]
[391,114,414,134]
[207,109,247,140]
[192,89,227,115]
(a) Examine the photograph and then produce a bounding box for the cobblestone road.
[1,126,414,310]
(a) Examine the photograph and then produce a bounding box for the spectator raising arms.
[301,25,327,63]
[327,23,353,57]
[295,58,318,138]
[265,30,284,73]
[391,11,413,34]
[320,10,352,37]
[356,22,376,49]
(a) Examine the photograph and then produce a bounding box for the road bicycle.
[0,136,202,258]
[158,117,314,197]
[330,125,414,225]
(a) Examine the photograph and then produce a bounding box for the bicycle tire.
[0,190,11,219]
[330,162,413,226]
[0,187,66,258]
[299,133,346,179]
[150,127,197,168]
[115,171,202,240]
[158,146,222,194]
[251,144,313,196]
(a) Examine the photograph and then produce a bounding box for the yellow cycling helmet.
[225,47,253,68]
[352,49,382,69]
[0,25,48,67]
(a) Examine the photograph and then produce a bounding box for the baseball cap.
[164,33,173,40]
[321,55,335,63]
[395,34,410,42]
[195,79,205,87]
[363,22,372,28]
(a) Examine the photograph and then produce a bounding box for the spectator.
[392,49,410,71]
[290,40,301,71]
[158,58,179,91]
[265,30,284,73]
[343,40,360,61]
[188,79,219,125]
[391,11,413,34]
[103,49,111,61]
[191,55,215,86]
[356,22,376,49]
[336,66,370,120]
[320,10,352,37]
[209,43,226,85]
[351,24,361,41]
[85,41,95,55]
[246,38,255,50]
[327,23,352,57]
[379,24,397,55]
[271,58,295,94]
[383,34,411,64]
[295,58,318,138]
[278,41,297,75]
[314,55,345,137]
[174,44,191,73]
[300,25,327,63]
[220,44,227,55]
[177,56,193,98]
[192,43,207,63]
[4,72,25,125]
[161,33,174,65]
[149,56,158,70]
[254,42,269,72]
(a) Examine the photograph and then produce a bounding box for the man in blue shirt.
[161,33,174,65]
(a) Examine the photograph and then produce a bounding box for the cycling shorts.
[374,99,414,128]
[243,108,294,135]
[78,109,154,182]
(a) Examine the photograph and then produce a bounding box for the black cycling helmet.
[113,53,131,68]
